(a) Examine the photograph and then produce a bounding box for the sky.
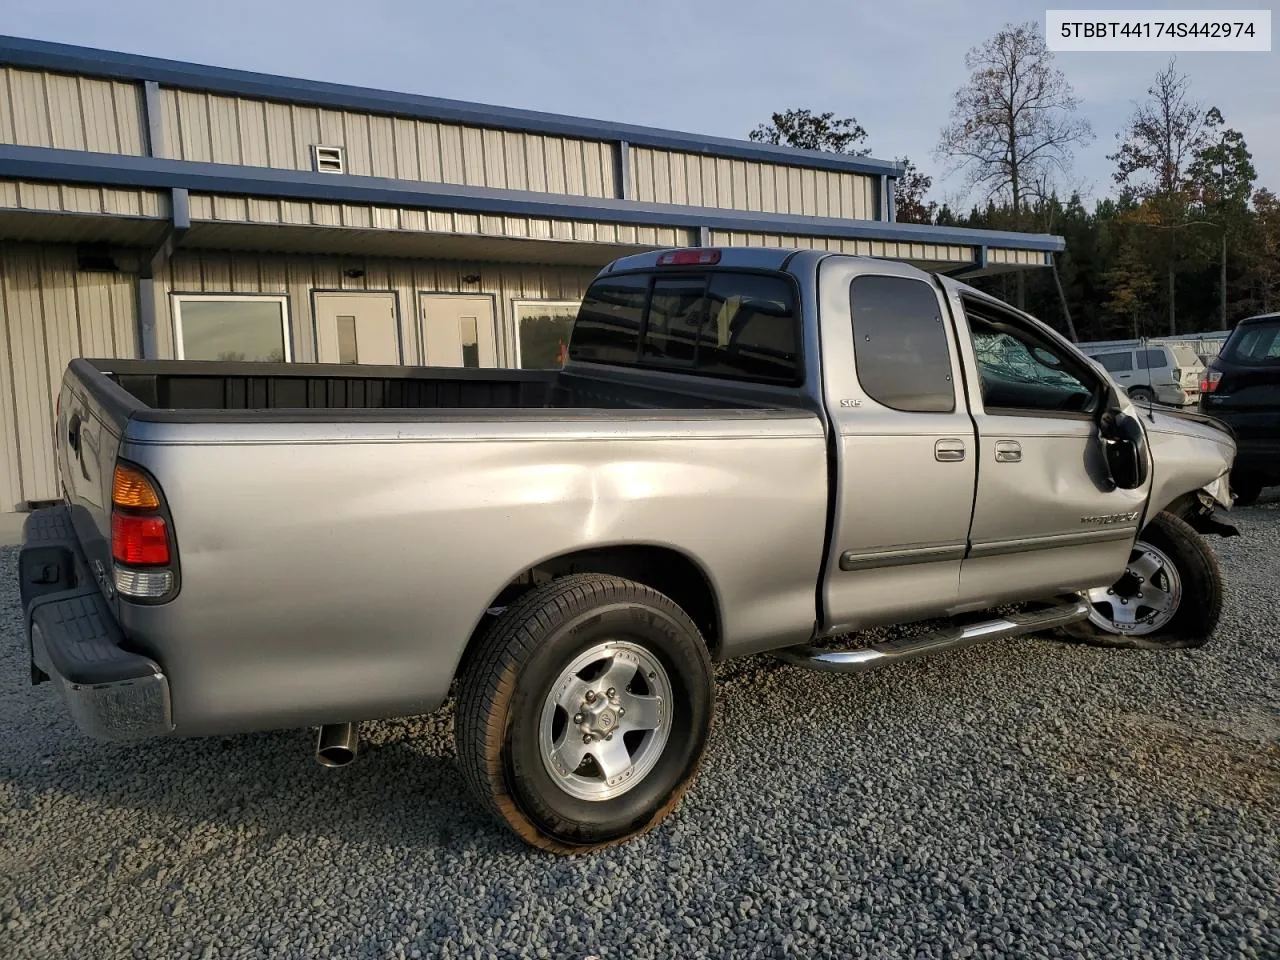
[4,0,1278,211]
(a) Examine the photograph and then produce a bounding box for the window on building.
[1095,351,1134,373]
[1137,348,1168,369]
[513,300,581,369]
[173,295,291,362]
[849,275,954,412]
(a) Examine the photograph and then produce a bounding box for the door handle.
[995,440,1022,462]
[935,438,966,462]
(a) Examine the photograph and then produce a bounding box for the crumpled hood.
[1139,405,1236,457]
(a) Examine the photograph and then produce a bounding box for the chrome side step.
[773,599,1091,674]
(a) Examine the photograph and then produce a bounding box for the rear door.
[818,258,977,633]
[948,290,1150,607]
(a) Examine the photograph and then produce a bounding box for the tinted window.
[570,271,801,384]
[849,276,954,412]
[967,309,1095,414]
[569,273,647,364]
[1095,351,1134,373]
[1224,319,1280,364]
[698,274,799,383]
[643,278,706,366]
[1137,349,1168,369]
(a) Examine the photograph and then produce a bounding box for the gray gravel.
[2,503,1278,960]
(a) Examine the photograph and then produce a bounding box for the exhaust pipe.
[315,722,359,768]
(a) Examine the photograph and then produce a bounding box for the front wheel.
[1075,512,1223,649]
[455,574,714,853]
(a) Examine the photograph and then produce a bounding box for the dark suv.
[1200,312,1280,505]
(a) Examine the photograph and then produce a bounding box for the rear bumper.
[19,506,173,741]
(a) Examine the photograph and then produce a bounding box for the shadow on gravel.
[2,715,539,857]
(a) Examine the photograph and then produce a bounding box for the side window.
[849,275,954,413]
[1137,349,1169,370]
[968,309,1097,414]
[1096,352,1133,373]
[568,273,648,364]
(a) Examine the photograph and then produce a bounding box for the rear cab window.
[569,270,802,385]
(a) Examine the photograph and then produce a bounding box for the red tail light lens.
[1201,369,1222,394]
[657,249,721,266]
[111,513,171,565]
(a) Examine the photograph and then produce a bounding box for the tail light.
[1201,368,1223,394]
[110,462,177,600]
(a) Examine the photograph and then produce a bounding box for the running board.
[773,599,1091,674]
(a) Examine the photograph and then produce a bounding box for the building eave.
[0,146,1066,253]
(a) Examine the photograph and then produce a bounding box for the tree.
[936,21,1092,222]
[892,157,936,224]
[1110,59,1222,333]
[748,109,869,155]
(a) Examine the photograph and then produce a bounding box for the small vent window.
[311,145,345,174]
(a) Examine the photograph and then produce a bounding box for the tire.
[454,573,714,854]
[1067,511,1223,650]
[1230,471,1263,507]
[1128,386,1156,404]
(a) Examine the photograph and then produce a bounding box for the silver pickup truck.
[18,248,1240,853]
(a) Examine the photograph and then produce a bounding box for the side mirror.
[1100,410,1150,490]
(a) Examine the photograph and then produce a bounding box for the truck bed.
[85,359,811,421]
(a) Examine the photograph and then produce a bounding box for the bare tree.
[1110,59,1213,198]
[1109,59,1219,334]
[936,22,1093,221]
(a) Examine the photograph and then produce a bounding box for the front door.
[314,292,400,365]
[951,291,1151,608]
[419,294,498,367]
[819,258,978,634]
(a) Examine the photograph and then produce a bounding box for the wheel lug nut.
[573,713,584,724]
[617,707,625,716]
[605,734,613,741]
[607,687,616,698]
[585,691,596,703]
[583,734,592,743]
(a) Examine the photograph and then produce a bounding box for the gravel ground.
[1,503,1278,960]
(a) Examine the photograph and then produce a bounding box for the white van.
[1078,340,1204,406]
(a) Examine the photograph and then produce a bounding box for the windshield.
[1223,319,1280,365]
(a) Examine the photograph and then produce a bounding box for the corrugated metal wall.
[0,242,138,510]
[186,192,692,247]
[0,67,147,154]
[0,179,166,218]
[630,147,877,218]
[988,247,1049,266]
[708,229,972,265]
[159,89,617,198]
[157,250,599,367]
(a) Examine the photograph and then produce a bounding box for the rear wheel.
[455,574,714,853]
[1128,386,1156,404]
[1072,512,1223,650]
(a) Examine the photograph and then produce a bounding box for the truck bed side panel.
[116,414,827,735]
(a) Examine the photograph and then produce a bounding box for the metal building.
[0,35,1065,514]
